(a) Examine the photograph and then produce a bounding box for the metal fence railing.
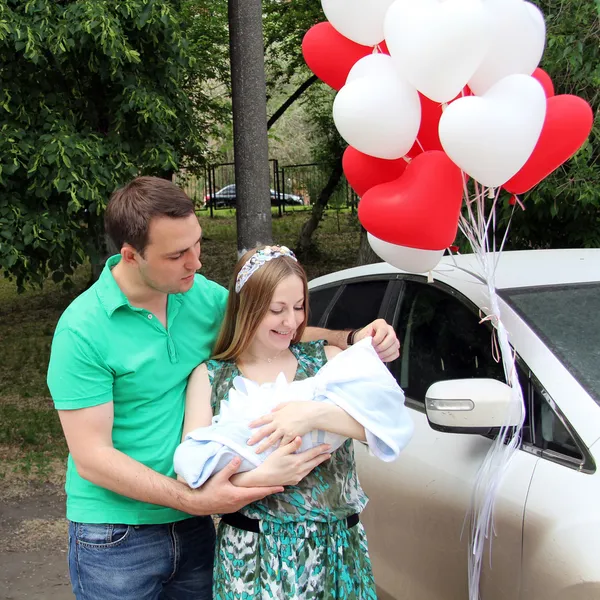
[177,161,358,218]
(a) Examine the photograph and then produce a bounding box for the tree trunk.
[296,156,343,257]
[86,211,114,285]
[356,226,380,266]
[228,0,273,253]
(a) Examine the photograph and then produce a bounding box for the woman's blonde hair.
[212,246,309,361]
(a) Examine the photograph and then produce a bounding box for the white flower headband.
[235,245,297,293]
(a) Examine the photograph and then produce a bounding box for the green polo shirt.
[47,255,228,525]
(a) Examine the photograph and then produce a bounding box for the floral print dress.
[206,340,377,600]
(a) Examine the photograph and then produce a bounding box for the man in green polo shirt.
[47,176,400,599]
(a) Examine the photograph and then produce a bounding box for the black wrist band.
[346,329,357,347]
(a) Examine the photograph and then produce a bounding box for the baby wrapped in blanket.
[174,337,414,488]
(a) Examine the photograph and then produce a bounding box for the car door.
[328,276,539,600]
[517,367,599,600]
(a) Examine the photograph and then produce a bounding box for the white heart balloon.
[439,74,546,187]
[384,0,491,103]
[346,53,398,84]
[321,0,396,46]
[368,233,445,273]
[468,0,546,95]
[333,55,421,160]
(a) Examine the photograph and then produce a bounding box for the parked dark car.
[204,184,303,207]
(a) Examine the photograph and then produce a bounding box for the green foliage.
[0,0,225,289]
[263,0,323,86]
[180,0,231,158]
[499,0,600,249]
[263,1,346,171]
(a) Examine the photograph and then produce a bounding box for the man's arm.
[48,328,282,516]
[58,403,283,516]
[302,326,348,349]
[303,318,400,362]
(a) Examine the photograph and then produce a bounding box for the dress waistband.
[220,511,359,534]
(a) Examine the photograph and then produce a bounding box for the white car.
[308,249,600,600]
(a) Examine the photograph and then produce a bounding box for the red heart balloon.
[532,68,554,98]
[407,92,456,159]
[302,22,379,91]
[503,95,593,195]
[343,147,408,197]
[358,151,464,250]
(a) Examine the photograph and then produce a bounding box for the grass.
[199,206,361,285]
[0,209,361,484]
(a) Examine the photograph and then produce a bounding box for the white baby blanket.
[174,337,414,488]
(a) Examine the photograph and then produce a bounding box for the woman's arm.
[247,345,366,453]
[177,364,215,482]
[231,437,332,488]
[248,402,367,453]
[306,344,366,440]
[183,364,334,490]
[182,363,214,440]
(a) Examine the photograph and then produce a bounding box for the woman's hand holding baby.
[248,401,323,454]
[232,437,331,487]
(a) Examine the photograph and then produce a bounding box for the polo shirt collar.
[96,255,130,317]
[95,255,188,319]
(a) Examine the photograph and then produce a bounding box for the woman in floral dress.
[182,246,378,600]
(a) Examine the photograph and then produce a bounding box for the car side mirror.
[425,379,523,435]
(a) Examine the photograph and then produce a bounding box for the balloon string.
[457,176,526,600]
[478,308,501,363]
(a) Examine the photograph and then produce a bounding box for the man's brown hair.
[105,176,195,255]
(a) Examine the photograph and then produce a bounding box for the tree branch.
[267,74,318,131]
[296,153,344,257]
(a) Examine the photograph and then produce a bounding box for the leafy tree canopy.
[0,0,225,289]
[494,0,599,248]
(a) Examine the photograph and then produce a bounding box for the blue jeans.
[68,516,215,600]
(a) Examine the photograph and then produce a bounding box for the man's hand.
[183,457,284,515]
[354,318,400,362]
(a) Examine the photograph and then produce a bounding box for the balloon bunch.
[303,0,594,274]
[303,4,593,599]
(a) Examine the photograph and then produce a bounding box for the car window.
[536,390,583,460]
[393,280,587,467]
[395,281,505,404]
[518,365,584,465]
[501,283,600,406]
[324,280,390,331]
[308,286,338,327]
